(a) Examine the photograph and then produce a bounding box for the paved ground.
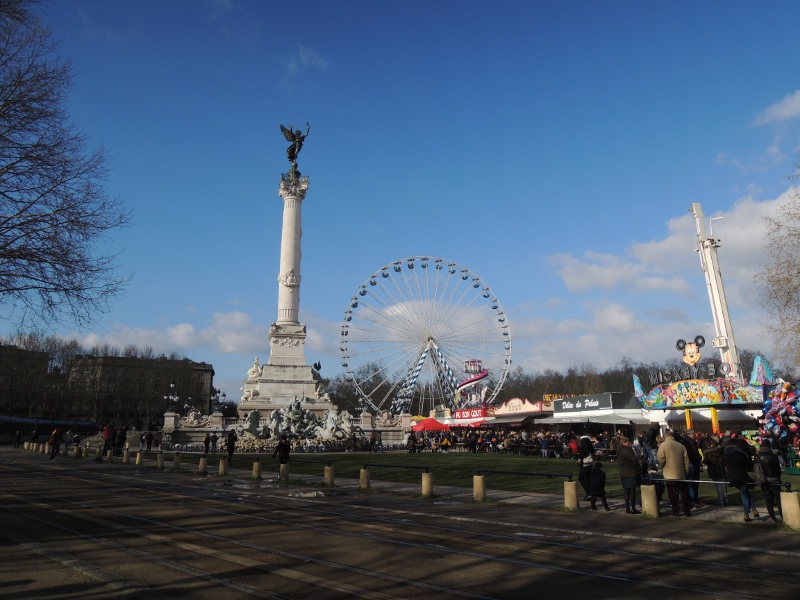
[1,445,799,600]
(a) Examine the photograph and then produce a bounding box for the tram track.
[1,460,798,598]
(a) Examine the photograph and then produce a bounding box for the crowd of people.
[574,426,788,524]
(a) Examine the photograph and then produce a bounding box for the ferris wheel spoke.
[370,277,428,337]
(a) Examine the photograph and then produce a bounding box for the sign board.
[453,407,495,420]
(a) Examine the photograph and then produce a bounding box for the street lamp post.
[209,388,226,414]
[163,381,179,413]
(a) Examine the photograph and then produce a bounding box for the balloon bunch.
[760,382,800,440]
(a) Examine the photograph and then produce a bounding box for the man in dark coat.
[681,430,705,506]
[578,431,595,501]
[226,430,237,465]
[701,435,728,505]
[757,439,783,523]
[272,434,291,464]
[617,437,643,514]
[723,438,759,522]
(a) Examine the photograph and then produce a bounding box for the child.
[589,460,611,511]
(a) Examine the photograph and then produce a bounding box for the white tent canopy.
[545,412,655,425]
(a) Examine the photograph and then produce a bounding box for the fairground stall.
[545,392,657,436]
[487,397,553,430]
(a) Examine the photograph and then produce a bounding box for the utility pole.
[691,203,743,384]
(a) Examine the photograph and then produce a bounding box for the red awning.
[412,418,450,431]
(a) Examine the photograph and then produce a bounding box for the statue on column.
[280,123,310,176]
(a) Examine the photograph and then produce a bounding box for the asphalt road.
[1,448,799,600]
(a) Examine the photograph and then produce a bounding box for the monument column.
[268,172,309,367]
[276,174,308,325]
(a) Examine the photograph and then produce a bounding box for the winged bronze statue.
[280,122,310,167]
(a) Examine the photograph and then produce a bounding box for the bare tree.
[0,0,131,328]
[757,175,800,367]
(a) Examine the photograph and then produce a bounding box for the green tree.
[0,0,130,328]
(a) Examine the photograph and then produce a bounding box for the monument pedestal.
[238,362,336,419]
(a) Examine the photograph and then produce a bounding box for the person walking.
[756,439,783,524]
[13,430,21,449]
[578,430,595,501]
[102,426,112,455]
[145,431,153,452]
[617,437,643,514]
[210,432,218,454]
[588,461,611,511]
[657,430,691,517]
[48,428,60,461]
[203,432,210,455]
[272,434,291,464]
[226,429,237,465]
[724,437,759,522]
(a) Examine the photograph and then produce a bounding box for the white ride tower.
[691,202,743,384]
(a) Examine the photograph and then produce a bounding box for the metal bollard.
[135,452,142,466]
[123,449,130,464]
[106,449,114,461]
[73,446,81,459]
[324,464,334,486]
[360,467,370,490]
[219,458,227,476]
[156,452,164,471]
[474,474,486,502]
[172,452,181,470]
[279,463,289,482]
[199,456,207,475]
[24,442,30,451]
[252,458,261,480]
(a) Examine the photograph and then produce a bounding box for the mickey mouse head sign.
[676,336,705,366]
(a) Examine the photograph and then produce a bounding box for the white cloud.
[547,252,638,292]
[78,311,269,357]
[550,192,792,311]
[511,190,797,374]
[754,90,800,126]
[285,46,328,75]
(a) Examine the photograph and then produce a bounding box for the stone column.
[269,173,310,367]
[275,173,308,326]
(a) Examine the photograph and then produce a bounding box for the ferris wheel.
[340,256,512,416]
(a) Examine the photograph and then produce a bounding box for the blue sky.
[23,0,800,400]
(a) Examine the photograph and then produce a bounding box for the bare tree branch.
[0,0,131,328]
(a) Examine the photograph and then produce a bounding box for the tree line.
[323,349,793,416]
[0,330,207,429]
